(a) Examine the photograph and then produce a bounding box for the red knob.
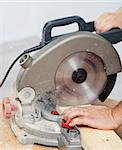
[51,111,59,115]
[2,97,16,119]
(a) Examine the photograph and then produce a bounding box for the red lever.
[61,120,73,129]
[51,111,72,129]
[51,111,59,115]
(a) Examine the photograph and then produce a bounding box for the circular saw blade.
[55,51,107,106]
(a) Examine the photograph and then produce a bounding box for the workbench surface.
[0,99,122,150]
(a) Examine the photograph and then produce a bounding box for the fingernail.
[66,119,71,124]
[69,123,73,126]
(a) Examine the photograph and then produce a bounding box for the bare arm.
[112,102,122,128]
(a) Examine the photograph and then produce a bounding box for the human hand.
[62,105,119,129]
[95,8,122,32]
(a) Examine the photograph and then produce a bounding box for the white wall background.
[0,0,122,101]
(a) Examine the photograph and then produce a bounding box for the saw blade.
[55,51,107,106]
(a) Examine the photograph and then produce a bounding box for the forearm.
[112,101,122,128]
[116,7,122,29]
[95,7,122,32]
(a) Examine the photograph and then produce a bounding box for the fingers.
[68,116,93,127]
[69,117,86,126]
[62,105,119,129]
[63,107,82,122]
[95,12,116,33]
[63,106,89,124]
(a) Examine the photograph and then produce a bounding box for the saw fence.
[0,99,122,150]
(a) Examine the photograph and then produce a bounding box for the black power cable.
[0,44,43,87]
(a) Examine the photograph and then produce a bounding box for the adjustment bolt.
[69,129,79,138]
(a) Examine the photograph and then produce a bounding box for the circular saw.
[1,16,122,149]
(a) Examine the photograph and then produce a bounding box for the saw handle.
[42,15,122,45]
[99,28,122,44]
[86,21,122,44]
[42,16,86,44]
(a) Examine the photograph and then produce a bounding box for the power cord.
[0,44,43,87]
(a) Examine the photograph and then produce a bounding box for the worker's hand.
[62,105,119,129]
[95,8,122,32]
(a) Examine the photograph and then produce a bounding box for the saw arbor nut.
[2,97,16,119]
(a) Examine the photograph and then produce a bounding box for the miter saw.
[1,16,122,150]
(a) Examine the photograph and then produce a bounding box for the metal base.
[9,96,82,150]
[10,116,60,146]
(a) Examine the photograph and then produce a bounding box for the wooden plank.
[0,100,122,150]
[80,127,122,150]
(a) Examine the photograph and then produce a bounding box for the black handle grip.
[42,16,86,44]
[41,16,122,45]
[99,28,122,44]
[86,21,122,44]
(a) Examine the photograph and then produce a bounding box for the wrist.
[112,103,122,129]
[115,8,122,29]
